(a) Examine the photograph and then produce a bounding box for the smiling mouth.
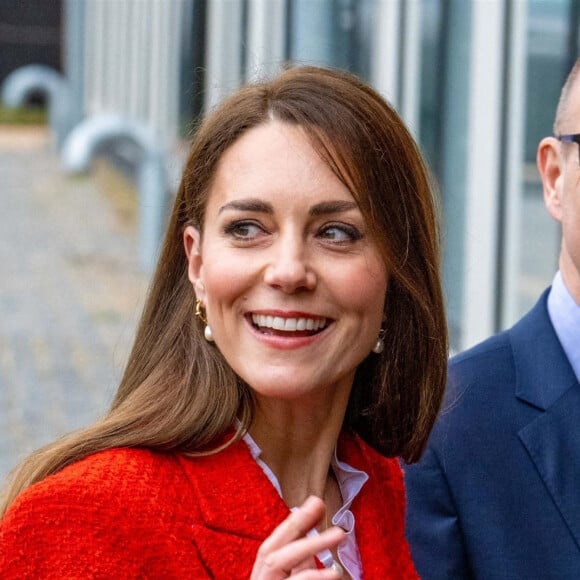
[249,314,331,337]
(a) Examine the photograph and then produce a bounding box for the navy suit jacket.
[404,290,580,579]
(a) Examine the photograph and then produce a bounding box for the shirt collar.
[547,271,580,382]
[242,431,369,514]
[242,431,368,578]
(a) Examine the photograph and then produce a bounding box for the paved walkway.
[0,127,149,480]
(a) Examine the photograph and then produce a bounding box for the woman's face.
[184,121,387,403]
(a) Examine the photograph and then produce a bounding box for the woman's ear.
[537,137,564,223]
[183,225,206,301]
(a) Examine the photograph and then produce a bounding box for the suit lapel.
[511,290,575,411]
[511,291,580,551]
[519,384,580,550]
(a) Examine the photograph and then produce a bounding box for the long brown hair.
[1,66,448,516]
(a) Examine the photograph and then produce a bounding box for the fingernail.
[302,495,321,509]
[330,561,343,576]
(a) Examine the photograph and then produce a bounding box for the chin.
[250,383,314,400]
[248,373,348,403]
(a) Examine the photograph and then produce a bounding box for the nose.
[263,236,316,293]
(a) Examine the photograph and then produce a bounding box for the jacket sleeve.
[403,446,472,580]
[0,482,208,579]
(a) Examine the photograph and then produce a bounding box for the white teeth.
[251,314,328,332]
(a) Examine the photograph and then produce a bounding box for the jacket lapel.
[512,291,580,550]
[340,434,418,578]
[177,439,290,577]
[511,290,575,410]
[519,386,580,551]
[178,432,416,577]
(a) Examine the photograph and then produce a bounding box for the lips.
[249,313,330,336]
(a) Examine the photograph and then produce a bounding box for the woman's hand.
[251,496,345,579]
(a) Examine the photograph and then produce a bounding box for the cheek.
[560,193,580,231]
[333,261,387,316]
[200,249,252,312]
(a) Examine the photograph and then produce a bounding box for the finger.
[259,496,326,554]
[261,526,345,576]
[288,568,344,580]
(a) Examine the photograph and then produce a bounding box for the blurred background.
[0,0,575,478]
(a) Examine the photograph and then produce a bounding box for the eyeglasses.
[556,133,580,162]
[556,133,580,145]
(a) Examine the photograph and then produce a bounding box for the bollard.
[1,64,73,148]
[61,115,169,272]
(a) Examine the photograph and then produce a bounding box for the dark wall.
[0,0,62,94]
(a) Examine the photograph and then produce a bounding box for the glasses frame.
[556,133,580,162]
[556,133,580,145]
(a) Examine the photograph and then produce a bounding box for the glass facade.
[516,0,570,321]
[80,0,580,351]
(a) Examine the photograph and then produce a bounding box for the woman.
[0,66,447,578]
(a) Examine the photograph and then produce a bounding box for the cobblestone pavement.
[0,127,149,481]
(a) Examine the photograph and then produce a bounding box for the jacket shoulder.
[450,329,511,376]
[4,447,189,525]
[0,448,207,577]
[417,329,519,456]
[448,290,550,389]
[443,329,516,408]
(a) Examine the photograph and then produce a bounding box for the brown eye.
[223,220,265,240]
[318,224,362,242]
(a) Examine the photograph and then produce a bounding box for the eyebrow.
[308,200,358,216]
[218,199,273,214]
[218,198,358,216]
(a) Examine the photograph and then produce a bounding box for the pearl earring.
[372,329,385,354]
[195,299,214,343]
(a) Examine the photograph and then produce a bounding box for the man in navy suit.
[404,59,580,579]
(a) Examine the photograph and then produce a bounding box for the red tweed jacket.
[0,432,418,579]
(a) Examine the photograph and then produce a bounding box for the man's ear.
[537,137,564,223]
[183,225,206,301]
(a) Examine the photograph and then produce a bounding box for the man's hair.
[554,57,580,134]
